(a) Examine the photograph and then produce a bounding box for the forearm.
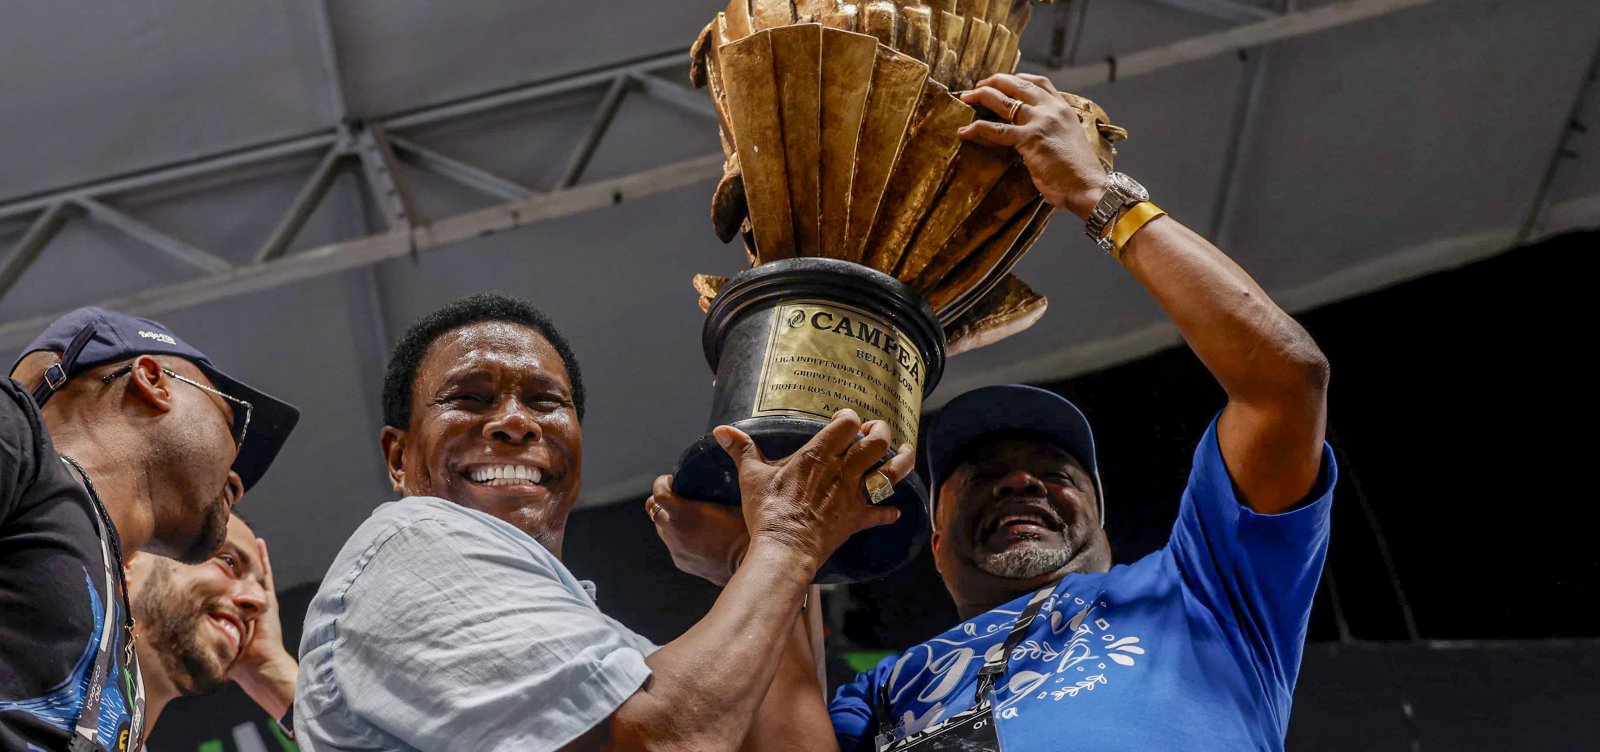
[740,615,840,752]
[1118,215,1329,509]
[606,540,815,750]
[1118,216,1329,402]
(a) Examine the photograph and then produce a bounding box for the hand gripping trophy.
[673,0,1127,582]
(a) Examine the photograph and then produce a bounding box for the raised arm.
[567,410,911,751]
[959,74,1329,514]
[229,538,298,723]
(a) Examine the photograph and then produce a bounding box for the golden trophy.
[672,0,1127,582]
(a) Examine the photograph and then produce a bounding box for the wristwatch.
[1084,172,1150,252]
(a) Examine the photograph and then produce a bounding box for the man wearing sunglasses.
[2,307,299,752]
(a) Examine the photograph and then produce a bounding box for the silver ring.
[864,470,895,505]
[1005,97,1024,123]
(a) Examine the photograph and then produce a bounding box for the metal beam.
[0,153,724,346]
[254,146,345,264]
[0,134,337,223]
[1207,0,1290,243]
[311,0,351,121]
[352,123,423,229]
[382,51,684,132]
[1518,32,1600,244]
[630,73,718,120]
[1207,47,1270,243]
[1037,0,1438,89]
[0,51,686,223]
[1141,0,1276,24]
[76,198,232,274]
[0,203,74,301]
[390,136,536,202]
[558,77,631,189]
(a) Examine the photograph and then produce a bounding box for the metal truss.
[0,48,721,344]
[1,0,1443,345]
[1519,32,1600,243]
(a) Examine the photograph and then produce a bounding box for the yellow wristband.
[1107,201,1167,262]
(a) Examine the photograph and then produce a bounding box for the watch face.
[1111,172,1149,202]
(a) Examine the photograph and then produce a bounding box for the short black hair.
[382,293,585,429]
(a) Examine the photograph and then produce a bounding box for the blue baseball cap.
[923,384,1106,527]
[14,307,300,491]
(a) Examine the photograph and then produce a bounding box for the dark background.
[149,231,1598,751]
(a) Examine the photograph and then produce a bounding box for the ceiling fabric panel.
[1,0,1596,586]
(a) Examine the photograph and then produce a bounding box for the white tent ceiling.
[2,0,1596,587]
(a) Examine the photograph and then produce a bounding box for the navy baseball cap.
[14,307,300,491]
[923,384,1106,527]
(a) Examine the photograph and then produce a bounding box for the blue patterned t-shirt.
[830,419,1336,751]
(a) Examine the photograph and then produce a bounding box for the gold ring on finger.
[1006,97,1025,123]
[864,470,895,505]
[647,501,663,523]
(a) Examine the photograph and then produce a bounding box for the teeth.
[998,513,1048,528]
[468,465,543,485]
[214,617,240,648]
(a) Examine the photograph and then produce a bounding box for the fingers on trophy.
[674,1,1131,583]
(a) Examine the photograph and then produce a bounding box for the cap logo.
[138,330,176,345]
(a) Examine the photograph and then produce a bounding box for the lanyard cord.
[875,584,1058,740]
[59,455,126,572]
[59,454,142,751]
[974,585,1055,703]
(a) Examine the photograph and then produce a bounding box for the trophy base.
[674,416,929,584]
[671,257,945,584]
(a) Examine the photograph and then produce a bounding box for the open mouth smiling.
[976,502,1066,546]
[207,611,246,660]
[460,462,552,488]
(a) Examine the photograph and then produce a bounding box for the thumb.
[713,425,767,468]
[855,505,902,534]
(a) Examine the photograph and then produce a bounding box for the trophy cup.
[672,0,1127,583]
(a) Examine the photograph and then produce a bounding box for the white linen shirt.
[295,496,656,751]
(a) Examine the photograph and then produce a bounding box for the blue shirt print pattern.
[830,418,1336,752]
[0,568,133,750]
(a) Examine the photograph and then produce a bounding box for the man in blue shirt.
[652,71,1333,751]
[833,71,1334,752]
[827,383,1334,751]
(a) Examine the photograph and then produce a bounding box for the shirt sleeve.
[1166,415,1337,692]
[326,516,652,751]
[828,661,891,752]
[0,379,42,526]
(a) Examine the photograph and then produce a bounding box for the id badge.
[875,702,1002,752]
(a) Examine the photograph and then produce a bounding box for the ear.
[929,530,944,574]
[124,355,176,414]
[379,425,408,494]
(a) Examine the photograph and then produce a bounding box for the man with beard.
[2,307,299,751]
[653,72,1335,751]
[295,294,911,751]
[127,514,298,739]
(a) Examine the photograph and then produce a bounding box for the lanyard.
[60,456,144,752]
[974,585,1054,705]
[875,584,1055,748]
